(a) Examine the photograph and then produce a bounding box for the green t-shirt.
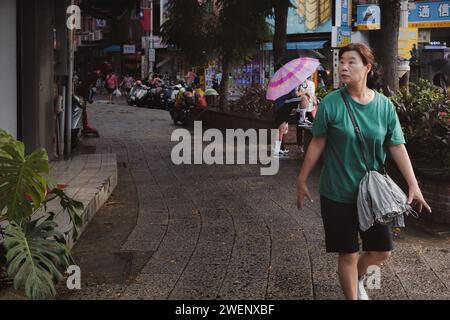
[312,87,405,203]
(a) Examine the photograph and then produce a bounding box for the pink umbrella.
[266,57,320,101]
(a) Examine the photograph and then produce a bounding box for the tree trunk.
[399,70,410,93]
[273,0,289,71]
[219,53,231,111]
[378,0,400,96]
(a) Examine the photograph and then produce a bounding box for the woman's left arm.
[388,144,432,213]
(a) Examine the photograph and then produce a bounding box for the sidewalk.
[50,98,450,300]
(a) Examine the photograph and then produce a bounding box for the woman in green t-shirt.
[296,43,431,300]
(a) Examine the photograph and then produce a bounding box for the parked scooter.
[128,80,150,107]
[147,85,166,109]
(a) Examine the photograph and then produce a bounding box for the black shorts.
[274,104,295,128]
[320,196,394,253]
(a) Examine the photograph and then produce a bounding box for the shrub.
[228,85,274,118]
[390,79,450,166]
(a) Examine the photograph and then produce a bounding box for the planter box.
[200,109,305,145]
[386,160,450,225]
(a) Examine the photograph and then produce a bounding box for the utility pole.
[399,0,410,91]
[65,0,75,157]
[149,0,155,76]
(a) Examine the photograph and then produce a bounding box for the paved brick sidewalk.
[56,99,450,300]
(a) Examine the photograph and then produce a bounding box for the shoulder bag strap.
[340,89,370,173]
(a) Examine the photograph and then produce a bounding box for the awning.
[263,40,328,51]
[103,45,121,53]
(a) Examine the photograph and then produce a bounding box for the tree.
[270,0,291,71]
[161,0,269,110]
[215,0,270,110]
[160,0,215,66]
[377,0,401,95]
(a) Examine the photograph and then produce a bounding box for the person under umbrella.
[266,57,320,157]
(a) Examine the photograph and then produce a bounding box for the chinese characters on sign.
[418,4,431,18]
[356,2,450,29]
[438,3,449,17]
[408,1,450,28]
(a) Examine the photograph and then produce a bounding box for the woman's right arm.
[297,137,327,209]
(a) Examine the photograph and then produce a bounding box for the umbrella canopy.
[205,88,219,96]
[275,49,325,68]
[266,57,320,101]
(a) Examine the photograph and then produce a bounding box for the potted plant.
[0,129,83,299]
[390,79,450,224]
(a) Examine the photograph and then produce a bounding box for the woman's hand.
[408,184,432,213]
[297,180,313,209]
[388,144,432,214]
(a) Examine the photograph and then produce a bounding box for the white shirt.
[298,80,315,112]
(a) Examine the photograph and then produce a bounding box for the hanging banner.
[140,8,152,33]
[356,4,381,30]
[340,0,352,27]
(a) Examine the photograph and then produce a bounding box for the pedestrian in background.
[120,74,134,98]
[273,85,309,157]
[186,68,197,87]
[296,77,317,153]
[105,71,118,104]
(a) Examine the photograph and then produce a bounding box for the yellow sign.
[398,27,418,60]
[408,21,450,28]
[357,24,380,30]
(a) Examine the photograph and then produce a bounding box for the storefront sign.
[149,49,156,62]
[123,45,136,54]
[357,2,450,30]
[356,4,381,30]
[332,26,351,48]
[408,1,450,28]
[95,19,107,28]
[398,27,418,60]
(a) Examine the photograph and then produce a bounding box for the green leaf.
[46,176,57,191]
[51,188,84,241]
[3,218,71,300]
[0,141,49,222]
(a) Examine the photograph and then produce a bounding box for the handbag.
[340,89,418,232]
